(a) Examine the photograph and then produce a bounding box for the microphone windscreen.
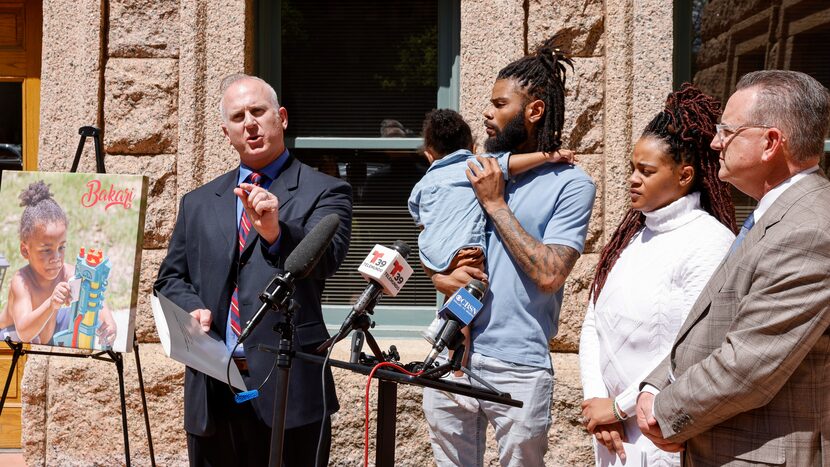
[284,213,341,278]
[467,279,487,299]
[391,239,411,259]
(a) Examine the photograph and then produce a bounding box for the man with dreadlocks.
[423,37,596,466]
[636,71,830,465]
[577,84,736,466]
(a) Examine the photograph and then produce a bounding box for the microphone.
[349,330,365,364]
[237,213,341,344]
[423,279,487,367]
[333,240,413,342]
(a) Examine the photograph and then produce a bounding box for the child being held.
[0,181,115,347]
[408,109,574,406]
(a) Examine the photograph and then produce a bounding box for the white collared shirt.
[752,165,820,222]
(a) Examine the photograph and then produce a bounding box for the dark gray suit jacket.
[644,171,830,466]
[155,155,352,435]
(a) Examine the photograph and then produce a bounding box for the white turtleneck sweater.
[579,192,735,466]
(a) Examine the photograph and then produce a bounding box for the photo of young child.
[0,172,146,352]
[0,180,116,346]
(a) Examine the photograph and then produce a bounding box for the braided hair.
[497,36,573,152]
[19,180,68,242]
[590,83,737,303]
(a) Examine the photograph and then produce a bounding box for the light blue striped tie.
[728,213,755,256]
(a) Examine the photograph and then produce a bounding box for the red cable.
[364,362,424,467]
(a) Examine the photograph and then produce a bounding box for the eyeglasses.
[714,123,774,144]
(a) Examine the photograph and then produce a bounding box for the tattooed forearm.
[489,207,580,293]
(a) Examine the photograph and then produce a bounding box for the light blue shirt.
[408,149,510,272]
[471,163,595,368]
[226,149,290,355]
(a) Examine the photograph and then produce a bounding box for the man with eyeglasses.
[634,70,830,465]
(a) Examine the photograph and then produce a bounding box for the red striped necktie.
[229,171,263,336]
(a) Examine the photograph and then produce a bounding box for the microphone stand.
[262,302,389,467]
[257,298,298,467]
[342,313,385,362]
[418,345,504,395]
[242,269,298,467]
[248,266,300,467]
[316,302,385,361]
[290,341,522,466]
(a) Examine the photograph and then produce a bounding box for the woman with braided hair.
[578,84,737,466]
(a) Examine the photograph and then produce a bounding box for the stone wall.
[23,0,674,465]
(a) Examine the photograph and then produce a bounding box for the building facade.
[9,0,826,465]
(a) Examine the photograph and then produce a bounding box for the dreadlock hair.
[422,108,474,159]
[19,180,69,242]
[496,36,573,153]
[590,83,737,304]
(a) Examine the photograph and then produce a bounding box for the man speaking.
[155,74,352,466]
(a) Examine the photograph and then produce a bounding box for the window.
[0,82,23,184]
[677,0,830,223]
[259,0,460,333]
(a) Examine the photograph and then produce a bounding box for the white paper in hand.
[69,278,82,303]
[151,292,247,391]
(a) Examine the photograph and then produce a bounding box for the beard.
[484,111,528,153]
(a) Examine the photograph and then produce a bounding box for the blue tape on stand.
[235,390,259,403]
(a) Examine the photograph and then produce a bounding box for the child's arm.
[507,149,575,177]
[0,308,12,328]
[96,304,117,347]
[7,274,70,342]
[0,291,14,328]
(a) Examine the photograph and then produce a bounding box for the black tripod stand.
[255,272,522,466]
[292,309,523,466]
[258,299,297,467]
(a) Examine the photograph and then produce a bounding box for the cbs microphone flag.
[440,287,483,325]
[358,244,413,297]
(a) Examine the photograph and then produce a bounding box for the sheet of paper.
[69,278,82,302]
[151,293,247,391]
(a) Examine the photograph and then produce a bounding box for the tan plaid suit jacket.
[643,171,830,466]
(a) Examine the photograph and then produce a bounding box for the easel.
[0,126,156,467]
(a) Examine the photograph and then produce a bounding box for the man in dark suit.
[636,70,830,465]
[155,74,352,466]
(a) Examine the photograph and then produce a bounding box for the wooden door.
[0,0,41,448]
